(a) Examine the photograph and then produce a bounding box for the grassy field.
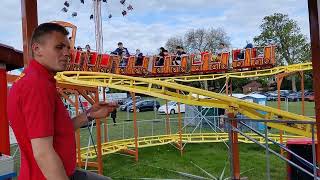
[102,143,286,179]
[74,100,312,179]
[266,100,315,117]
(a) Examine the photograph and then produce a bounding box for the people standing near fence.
[111,109,117,126]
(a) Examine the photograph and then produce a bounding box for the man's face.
[32,31,70,73]
[118,44,123,49]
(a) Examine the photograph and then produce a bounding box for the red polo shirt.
[7,60,76,180]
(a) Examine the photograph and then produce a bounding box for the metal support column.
[0,64,9,155]
[21,0,38,66]
[177,90,183,156]
[75,93,82,167]
[132,92,139,162]
[277,75,284,155]
[226,77,229,95]
[228,112,240,180]
[102,87,108,143]
[300,71,305,116]
[165,100,171,134]
[94,90,103,174]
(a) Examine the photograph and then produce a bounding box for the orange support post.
[230,78,233,96]
[132,92,139,162]
[103,87,108,143]
[75,94,82,167]
[308,0,320,167]
[165,100,171,134]
[0,64,10,155]
[226,78,229,95]
[177,90,183,156]
[300,71,305,116]
[94,90,103,174]
[276,75,284,156]
[228,112,240,180]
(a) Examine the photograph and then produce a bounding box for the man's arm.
[125,48,130,56]
[31,137,69,180]
[111,48,119,55]
[72,102,118,130]
[72,112,89,130]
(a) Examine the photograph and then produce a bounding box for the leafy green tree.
[254,13,311,91]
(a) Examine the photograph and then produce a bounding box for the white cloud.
[0,0,310,55]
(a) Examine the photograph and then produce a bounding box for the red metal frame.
[21,0,38,66]
[0,64,9,155]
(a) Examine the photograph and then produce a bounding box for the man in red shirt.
[7,23,116,180]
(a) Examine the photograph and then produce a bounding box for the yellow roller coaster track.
[153,62,312,82]
[79,133,302,160]
[56,67,315,139]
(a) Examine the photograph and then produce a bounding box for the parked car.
[158,101,186,114]
[265,90,292,101]
[266,91,278,101]
[119,96,142,105]
[287,92,302,101]
[120,99,141,111]
[128,100,160,112]
[305,92,315,101]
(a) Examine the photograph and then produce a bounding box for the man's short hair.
[31,23,69,46]
[118,42,123,46]
[219,42,225,46]
[30,23,69,57]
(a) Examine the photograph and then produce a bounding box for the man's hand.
[88,101,118,119]
[72,101,118,130]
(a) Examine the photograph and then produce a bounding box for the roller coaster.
[57,21,277,77]
[68,45,276,77]
[56,68,314,138]
[51,21,316,177]
[78,133,302,160]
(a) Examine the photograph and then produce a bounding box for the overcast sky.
[0,0,310,55]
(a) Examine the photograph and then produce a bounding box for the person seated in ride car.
[192,49,202,64]
[156,47,167,66]
[212,42,228,62]
[85,44,92,64]
[111,42,130,67]
[135,49,144,66]
[172,46,186,65]
[237,42,253,59]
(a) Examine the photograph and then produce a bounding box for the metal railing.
[225,117,319,180]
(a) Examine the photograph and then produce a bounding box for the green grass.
[266,101,315,117]
[102,143,286,179]
[75,100,312,179]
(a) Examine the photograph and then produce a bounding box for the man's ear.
[31,43,42,57]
